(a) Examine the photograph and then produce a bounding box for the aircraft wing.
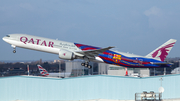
[75,46,114,58]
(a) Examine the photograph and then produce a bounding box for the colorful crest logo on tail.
[37,65,49,76]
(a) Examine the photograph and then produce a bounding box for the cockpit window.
[6,35,10,37]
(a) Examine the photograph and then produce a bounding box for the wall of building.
[0,75,180,101]
[108,65,150,77]
[65,61,150,77]
[108,70,134,76]
[98,63,108,74]
[140,69,150,77]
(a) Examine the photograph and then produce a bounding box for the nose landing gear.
[11,45,16,53]
[13,50,16,53]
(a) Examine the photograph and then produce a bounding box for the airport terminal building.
[0,74,180,101]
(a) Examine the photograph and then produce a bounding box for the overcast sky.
[0,0,180,61]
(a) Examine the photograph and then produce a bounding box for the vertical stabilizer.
[146,39,176,62]
[37,65,49,76]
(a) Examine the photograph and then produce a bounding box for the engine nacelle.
[59,49,75,60]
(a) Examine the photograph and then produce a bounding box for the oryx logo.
[112,54,121,63]
[152,42,175,61]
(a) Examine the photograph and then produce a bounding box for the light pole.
[160,77,163,87]
[164,68,166,75]
[159,77,164,94]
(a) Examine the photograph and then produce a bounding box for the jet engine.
[59,49,75,60]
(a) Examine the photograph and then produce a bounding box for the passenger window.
[6,35,10,37]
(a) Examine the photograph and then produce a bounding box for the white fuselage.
[3,34,82,54]
[3,34,177,68]
[2,34,146,63]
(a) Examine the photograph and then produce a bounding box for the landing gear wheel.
[87,65,92,69]
[81,63,85,66]
[13,50,16,53]
[83,62,89,67]
[85,64,88,67]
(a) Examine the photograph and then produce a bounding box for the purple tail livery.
[146,39,176,62]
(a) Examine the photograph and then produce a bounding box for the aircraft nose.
[2,36,8,42]
[2,37,5,41]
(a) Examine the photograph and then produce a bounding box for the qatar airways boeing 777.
[2,34,176,68]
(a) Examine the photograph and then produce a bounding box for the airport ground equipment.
[135,91,162,101]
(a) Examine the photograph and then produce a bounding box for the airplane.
[171,67,180,74]
[37,65,71,77]
[2,34,177,69]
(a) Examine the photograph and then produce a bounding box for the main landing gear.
[81,62,92,69]
[81,57,92,69]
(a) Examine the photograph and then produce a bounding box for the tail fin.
[146,39,177,62]
[37,65,49,76]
